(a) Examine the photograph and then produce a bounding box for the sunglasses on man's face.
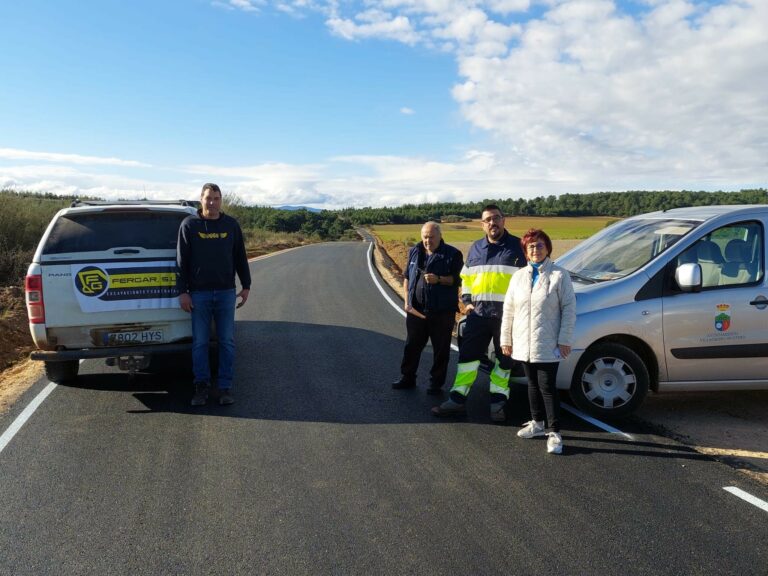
[482,215,502,224]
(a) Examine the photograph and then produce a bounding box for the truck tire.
[570,342,649,418]
[44,360,79,383]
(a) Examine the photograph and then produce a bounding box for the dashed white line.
[723,487,768,513]
[0,382,57,455]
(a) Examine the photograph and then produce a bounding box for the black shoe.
[426,386,443,396]
[219,389,234,406]
[431,399,467,417]
[392,377,416,390]
[191,381,209,406]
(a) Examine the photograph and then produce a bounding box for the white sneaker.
[517,420,545,438]
[546,432,563,454]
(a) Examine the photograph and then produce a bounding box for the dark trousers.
[522,362,561,433]
[400,310,456,388]
[457,313,512,370]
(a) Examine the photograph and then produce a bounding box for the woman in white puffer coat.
[500,229,576,455]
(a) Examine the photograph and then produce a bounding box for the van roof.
[632,204,768,222]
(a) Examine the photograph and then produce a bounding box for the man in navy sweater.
[392,221,463,395]
[177,183,251,406]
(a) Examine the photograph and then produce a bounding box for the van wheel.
[44,360,79,383]
[570,343,649,418]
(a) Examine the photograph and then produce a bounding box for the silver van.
[555,204,768,418]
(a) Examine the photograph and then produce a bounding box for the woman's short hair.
[521,228,553,257]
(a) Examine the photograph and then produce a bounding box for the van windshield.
[556,217,699,281]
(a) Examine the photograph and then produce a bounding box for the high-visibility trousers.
[449,313,512,402]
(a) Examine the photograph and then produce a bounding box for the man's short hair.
[482,204,503,217]
[201,183,222,197]
[422,221,442,234]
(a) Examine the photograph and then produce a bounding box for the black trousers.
[522,361,561,433]
[400,310,456,388]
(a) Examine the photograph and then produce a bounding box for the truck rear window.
[43,211,189,254]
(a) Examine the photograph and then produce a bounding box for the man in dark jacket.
[177,183,251,406]
[392,221,464,395]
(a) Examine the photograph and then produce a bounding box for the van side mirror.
[675,262,702,293]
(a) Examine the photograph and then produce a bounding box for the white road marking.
[561,402,634,439]
[365,240,632,437]
[0,382,57,455]
[723,486,768,513]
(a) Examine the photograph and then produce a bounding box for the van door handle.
[749,296,767,309]
[114,249,140,254]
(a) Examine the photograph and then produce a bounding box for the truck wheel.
[44,360,79,383]
[570,343,649,418]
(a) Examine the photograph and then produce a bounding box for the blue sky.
[1,0,766,208]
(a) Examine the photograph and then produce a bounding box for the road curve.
[0,240,766,575]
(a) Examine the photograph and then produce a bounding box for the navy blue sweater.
[177,211,251,292]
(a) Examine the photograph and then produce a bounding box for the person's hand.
[424,273,438,285]
[237,288,250,309]
[559,344,571,359]
[464,303,475,314]
[501,345,512,357]
[179,292,193,313]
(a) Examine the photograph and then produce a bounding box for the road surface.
[1,241,766,575]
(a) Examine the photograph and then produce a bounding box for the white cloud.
[0,148,150,168]
[400,107,416,114]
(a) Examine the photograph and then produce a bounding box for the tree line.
[336,189,768,225]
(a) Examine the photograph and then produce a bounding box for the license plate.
[106,329,164,345]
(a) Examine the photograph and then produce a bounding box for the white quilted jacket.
[500,258,576,363]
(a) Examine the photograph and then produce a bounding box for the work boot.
[490,401,506,423]
[431,398,467,417]
[426,386,443,396]
[191,381,209,406]
[219,388,234,406]
[392,376,416,390]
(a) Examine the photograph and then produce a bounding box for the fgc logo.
[75,267,109,297]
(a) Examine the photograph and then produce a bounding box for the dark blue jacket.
[406,240,464,314]
[460,230,526,318]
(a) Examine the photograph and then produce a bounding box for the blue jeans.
[190,289,236,390]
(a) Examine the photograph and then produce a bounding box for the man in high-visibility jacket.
[432,204,526,421]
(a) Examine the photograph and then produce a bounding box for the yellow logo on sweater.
[198,232,228,239]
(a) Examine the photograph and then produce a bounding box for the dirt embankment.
[0,286,43,413]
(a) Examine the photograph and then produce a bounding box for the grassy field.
[371,215,618,244]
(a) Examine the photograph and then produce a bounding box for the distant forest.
[334,188,768,225]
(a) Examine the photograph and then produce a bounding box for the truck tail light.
[25,274,45,324]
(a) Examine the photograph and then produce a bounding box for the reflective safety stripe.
[451,360,481,397]
[461,270,513,299]
[489,360,511,397]
[469,292,506,303]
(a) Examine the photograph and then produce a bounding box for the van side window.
[677,221,763,288]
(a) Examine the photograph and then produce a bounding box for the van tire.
[44,360,79,383]
[570,343,649,418]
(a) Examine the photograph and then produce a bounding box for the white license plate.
[106,329,164,345]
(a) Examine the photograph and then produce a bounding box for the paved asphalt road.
[1,241,766,576]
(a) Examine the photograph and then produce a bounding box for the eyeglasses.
[481,215,502,224]
[527,242,546,251]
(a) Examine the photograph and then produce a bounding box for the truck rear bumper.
[31,342,193,362]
